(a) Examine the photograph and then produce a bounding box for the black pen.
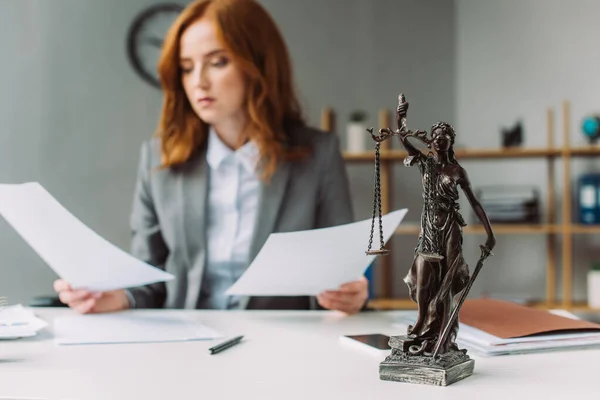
[208,335,244,355]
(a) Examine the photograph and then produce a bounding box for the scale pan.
[365,249,391,256]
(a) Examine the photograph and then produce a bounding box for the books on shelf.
[475,185,540,224]
[393,298,600,357]
[577,173,600,224]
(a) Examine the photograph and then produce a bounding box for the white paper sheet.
[225,209,407,296]
[0,182,174,292]
[53,312,222,345]
[0,304,48,339]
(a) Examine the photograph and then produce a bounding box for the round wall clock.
[126,3,185,88]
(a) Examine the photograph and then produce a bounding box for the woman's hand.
[317,276,369,315]
[53,279,130,314]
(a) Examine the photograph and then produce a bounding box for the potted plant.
[346,110,368,153]
[588,262,600,308]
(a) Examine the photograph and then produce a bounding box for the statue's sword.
[431,244,493,360]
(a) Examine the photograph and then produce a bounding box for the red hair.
[157,0,305,179]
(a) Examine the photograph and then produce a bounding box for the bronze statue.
[367,94,495,386]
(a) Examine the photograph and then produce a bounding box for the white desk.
[0,308,597,400]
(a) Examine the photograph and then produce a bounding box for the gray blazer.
[127,124,354,309]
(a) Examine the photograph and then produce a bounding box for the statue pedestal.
[379,335,474,386]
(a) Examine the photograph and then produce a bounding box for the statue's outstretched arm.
[458,167,496,252]
[398,129,428,159]
[367,93,427,161]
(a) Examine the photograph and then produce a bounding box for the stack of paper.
[393,299,600,356]
[54,312,223,345]
[457,298,600,356]
[454,321,600,356]
[0,304,48,339]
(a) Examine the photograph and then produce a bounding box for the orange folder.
[459,298,600,339]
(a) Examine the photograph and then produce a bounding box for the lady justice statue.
[367,94,496,386]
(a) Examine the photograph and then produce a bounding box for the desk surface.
[0,308,597,400]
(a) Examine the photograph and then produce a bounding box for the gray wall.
[456,0,600,303]
[0,0,454,304]
[0,0,167,304]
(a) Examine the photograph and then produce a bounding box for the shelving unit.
[321,101,600,312]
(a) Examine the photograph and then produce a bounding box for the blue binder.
[577,173,600,224]
[364,261,374,299]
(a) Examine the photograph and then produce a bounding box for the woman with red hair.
[54,0,367,314]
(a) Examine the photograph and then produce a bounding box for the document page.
[0,182,174,292]
[54,311,222,345]
[226,209,407,296]
[0,304,48,339]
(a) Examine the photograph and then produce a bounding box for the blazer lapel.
[179,151,209,309]
[249,161,291,261]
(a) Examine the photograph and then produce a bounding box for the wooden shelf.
[343,147,563,162]
[467,224,562,234]
[396,224,562,235]
[570,224,600,234]
[368,298,542,310]
[561,303,600,312]
[368,298,600,312]
[452,148,560,159]
[522,301,600,312]
[397,223,600,235]
[368,298,417,310]
[570,146,600,156]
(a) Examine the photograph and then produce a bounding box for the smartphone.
[340,334,391,356]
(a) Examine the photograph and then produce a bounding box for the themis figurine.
[366,94,496,386]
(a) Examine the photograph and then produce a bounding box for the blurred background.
[1,0,600,310]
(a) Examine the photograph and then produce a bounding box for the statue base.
[379,335,474,386]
